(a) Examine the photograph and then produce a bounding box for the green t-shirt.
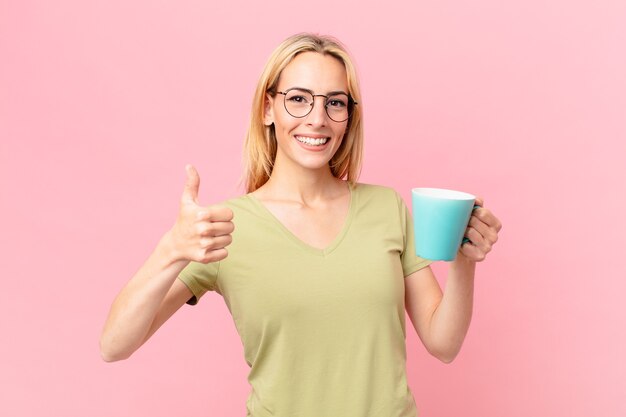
[178,182,432,417]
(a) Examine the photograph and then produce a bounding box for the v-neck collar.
[246,182,356,257]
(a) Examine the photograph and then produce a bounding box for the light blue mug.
[412,188,479,261]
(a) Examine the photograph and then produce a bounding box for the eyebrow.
[290,86,349,96]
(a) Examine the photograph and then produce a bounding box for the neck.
[262,159,346,205]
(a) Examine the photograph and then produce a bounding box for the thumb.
[181,164,200,204]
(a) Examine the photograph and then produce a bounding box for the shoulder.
[222,193,251,206]
[351,182,406,219]
[218,192,282,227]
[215,193,256,212]
[352,182,397,195]
[352,182,402,203]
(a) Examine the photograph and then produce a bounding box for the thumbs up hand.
[168,165,234,263]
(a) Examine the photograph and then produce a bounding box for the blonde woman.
[101,33,502,416]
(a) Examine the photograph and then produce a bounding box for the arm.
[99,235,192,362]
[404,257,475,364]
[100,165,234,362]
[405,198,502,363]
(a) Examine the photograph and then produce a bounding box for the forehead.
[278,52,348,92]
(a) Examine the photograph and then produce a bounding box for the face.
[264,52,349,175]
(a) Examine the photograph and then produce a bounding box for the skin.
[99,51,503,364]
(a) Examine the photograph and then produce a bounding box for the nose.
[305,96,328,126]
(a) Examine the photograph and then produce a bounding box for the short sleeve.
[177,260,221,305]
[396,191,433,277]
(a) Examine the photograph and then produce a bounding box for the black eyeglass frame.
[275,87,358,123]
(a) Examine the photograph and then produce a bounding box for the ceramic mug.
[412,188,479,261]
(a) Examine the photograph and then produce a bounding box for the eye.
[288,95,308,103]
[327,97,348,108]
[285,90,312,104]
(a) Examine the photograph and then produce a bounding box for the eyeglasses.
[276,87,358,123]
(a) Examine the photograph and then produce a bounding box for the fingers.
[194,206,235,236]
[463,227,491,254]
[192,228,232,263]
[181,164,200,205]
[467,215,498,244]
[460,204,502,262]
[199,234,233,250]
[191,204,233,236]
[460,241,486,262]
[195,205,234,222]
[196,247,229,264]
[195,218,235,237]
[473,205,503,233]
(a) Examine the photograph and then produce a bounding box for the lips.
[294,135,330,146]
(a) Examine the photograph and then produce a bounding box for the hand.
[168,164,234,263]
[458,197,502,262]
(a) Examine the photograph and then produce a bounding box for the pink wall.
[1,1,624,416]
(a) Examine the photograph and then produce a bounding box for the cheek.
[274,118,299,144]
[333,125,349,150]
[274,111,297,133]
[334,124,348,139]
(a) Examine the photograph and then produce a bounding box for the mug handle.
[461,205,482,245]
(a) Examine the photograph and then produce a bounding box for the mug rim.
[411,187,475,201]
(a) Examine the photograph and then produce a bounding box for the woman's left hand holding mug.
[459,197,503,262]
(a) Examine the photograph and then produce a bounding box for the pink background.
[1,1,625,416]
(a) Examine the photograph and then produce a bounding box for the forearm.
[100,232,189,361]
[428,253,476,362]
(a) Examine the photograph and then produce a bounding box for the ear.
[263,94,275,126]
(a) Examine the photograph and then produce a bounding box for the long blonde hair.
[242,33,364,193]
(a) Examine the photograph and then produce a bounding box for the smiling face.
[264,52,349,175]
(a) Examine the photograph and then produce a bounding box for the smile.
[294,136,330,146]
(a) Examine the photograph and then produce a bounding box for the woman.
[101,33,502,416]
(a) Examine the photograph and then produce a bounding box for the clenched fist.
[168,165,234,263]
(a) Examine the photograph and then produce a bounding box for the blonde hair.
[242,33,364,193]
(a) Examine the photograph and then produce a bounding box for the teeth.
[295,136,329,146]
